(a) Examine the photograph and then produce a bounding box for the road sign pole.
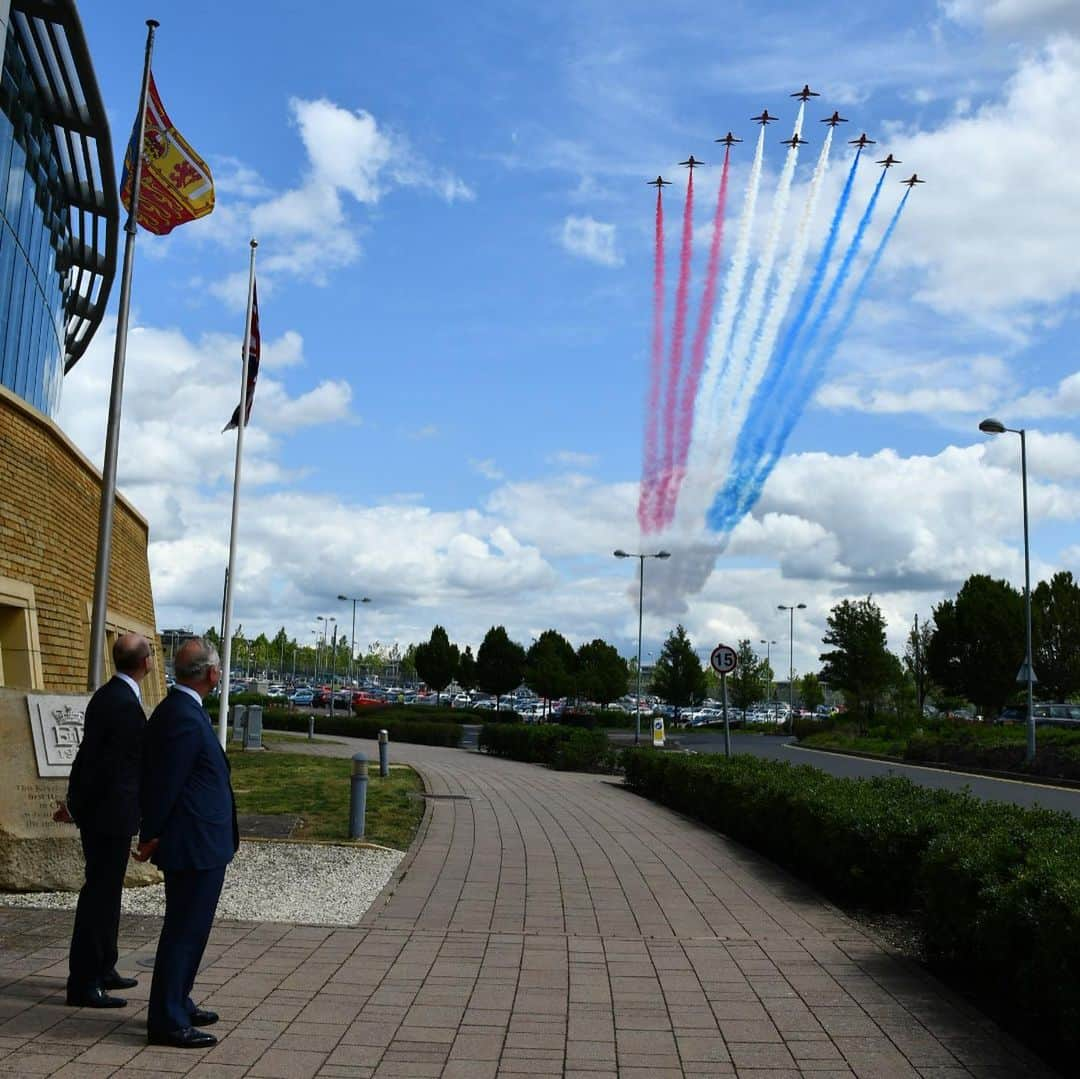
[721,672,730,758]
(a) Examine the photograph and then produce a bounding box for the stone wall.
[0,383,165,704]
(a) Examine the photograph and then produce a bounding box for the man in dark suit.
[63,632,153,1008]
[137,638,238,1049]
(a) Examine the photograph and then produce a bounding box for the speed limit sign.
[710,644,738,675]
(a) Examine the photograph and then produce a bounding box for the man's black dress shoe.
[189,1008,219,1027]
[102,971,139,990]
[147,1026,218,1049]
[65,988,127,1008]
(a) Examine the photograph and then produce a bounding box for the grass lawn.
[228,747,425,849]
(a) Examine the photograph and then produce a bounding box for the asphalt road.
[635,729,1080,817]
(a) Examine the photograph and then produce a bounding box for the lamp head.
[656,551,671,559]
[362,597,371,603]
[979,418,1006,434]
[797,603,807,610]
[613,549,629,558]
[337,594,348,601]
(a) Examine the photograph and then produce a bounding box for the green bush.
[621,748,1080,1071]
[268,711,462,747]
[479,723,614,772]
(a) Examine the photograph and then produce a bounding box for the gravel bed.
[0,842,403,926]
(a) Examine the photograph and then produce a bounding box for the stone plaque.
[26,693,91,777]
[231,704,247,745]
[244,705,263,750]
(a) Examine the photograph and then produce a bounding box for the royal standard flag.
[120,72,214,235]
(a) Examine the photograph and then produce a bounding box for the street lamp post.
[778,604,806,733]
[760,639,777,703]
[980,418,1036,763]
[614,549,671,745]
[316,615,335,693]
[338,594,371,686]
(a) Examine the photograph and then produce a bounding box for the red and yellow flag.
[120,72,214,235]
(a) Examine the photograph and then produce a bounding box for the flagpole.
[87,19,159,690]
[217,238,258,748]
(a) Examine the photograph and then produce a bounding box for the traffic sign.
[710,644,738,675]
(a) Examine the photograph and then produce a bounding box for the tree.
[726,639,766,720]
[799,672,825,713]
[525,630,577,716]
[203,627,221,650]
[400,643,418,685]
[576,639,629,709]
[272,626,289,678]
[413,625,459,705]
[476,626,526,708]
[650,625,707,721]
[903,615,934,714]
[819,596,896,725]
[927,574,1024,717]
[457,646,478,692]
[1032,571,1080,701]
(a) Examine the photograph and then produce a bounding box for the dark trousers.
[68,830,130,994]
[147,865,226,1033]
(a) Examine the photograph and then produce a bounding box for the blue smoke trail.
[706,187,910,533]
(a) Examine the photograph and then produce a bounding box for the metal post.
[349,753,368,839]
[635,555,644,746]
[721,672,731,758]
[330,623,337,719]
[87,19,158,689]
[788,606,795,732]
[307,714,314,741]
[1020,429,1035,764]
[378,729,389,777]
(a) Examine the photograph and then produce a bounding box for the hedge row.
[479,724,614,772]
[621,749,1080,1070]
[266,711,462,747]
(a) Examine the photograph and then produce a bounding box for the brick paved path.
[0,738,1056,1077]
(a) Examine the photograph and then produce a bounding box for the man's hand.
[133,838,159,862]
[52,801,73,824]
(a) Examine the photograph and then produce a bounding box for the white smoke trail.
[674,125,766,537]
[727,125,833,460]
[721,102,805,426]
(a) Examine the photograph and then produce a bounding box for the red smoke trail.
[638,187,665,532]
[651,168,695,530]
[662,147,731,527]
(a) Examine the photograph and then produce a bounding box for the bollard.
[349,752,368,839]
[230,704,247,745]
[307,714,315,741]
[378,729,389,777]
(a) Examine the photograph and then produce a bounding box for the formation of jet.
[901,173,925,187]
[781,133,808,148]
[877,153,901,168]
[791,84,820,101]
[821,111,847,127]
[715,131,742,146]
[849,132,876,148]
[751,109,777,125]
[679,155,704,170]
[646,176,671,188]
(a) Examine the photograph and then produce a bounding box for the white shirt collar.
[174,683,206,708]
[115,672,141,703]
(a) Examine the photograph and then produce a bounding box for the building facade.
[0,0,163,703]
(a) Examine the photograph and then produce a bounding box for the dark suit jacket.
[139,688,239,871]
[66,676,146,836]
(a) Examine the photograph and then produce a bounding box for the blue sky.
[59,0,1080,678]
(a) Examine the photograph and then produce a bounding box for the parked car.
[996,703,1080,729]
[267,685,287,699]
[352,692,382,709]
[290,689,314,705]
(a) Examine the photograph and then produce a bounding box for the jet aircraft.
[751,109,777,125]
[791,84,820,101]
[781,133,808,148]
[646,176,671,188]
[821,111,847,127]
[849,132,876,149]
[877,154,901,168]
[901,173,925,187]
[679,155,704,170]
[715,132,742,146]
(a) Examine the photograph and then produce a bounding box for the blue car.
[290,689,314,705]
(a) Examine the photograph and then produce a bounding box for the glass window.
[5,259,28,396]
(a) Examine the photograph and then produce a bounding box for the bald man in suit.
[64,633,153,1008]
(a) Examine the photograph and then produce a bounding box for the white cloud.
[1011,368,1080,417]
[548,450,598,468]
[559,215,623,267]
[942,0,1080,34]
[470,458,504,481]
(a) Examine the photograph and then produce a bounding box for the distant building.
[0,0,164,701]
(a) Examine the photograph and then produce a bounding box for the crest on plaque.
[26,694,90,777]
